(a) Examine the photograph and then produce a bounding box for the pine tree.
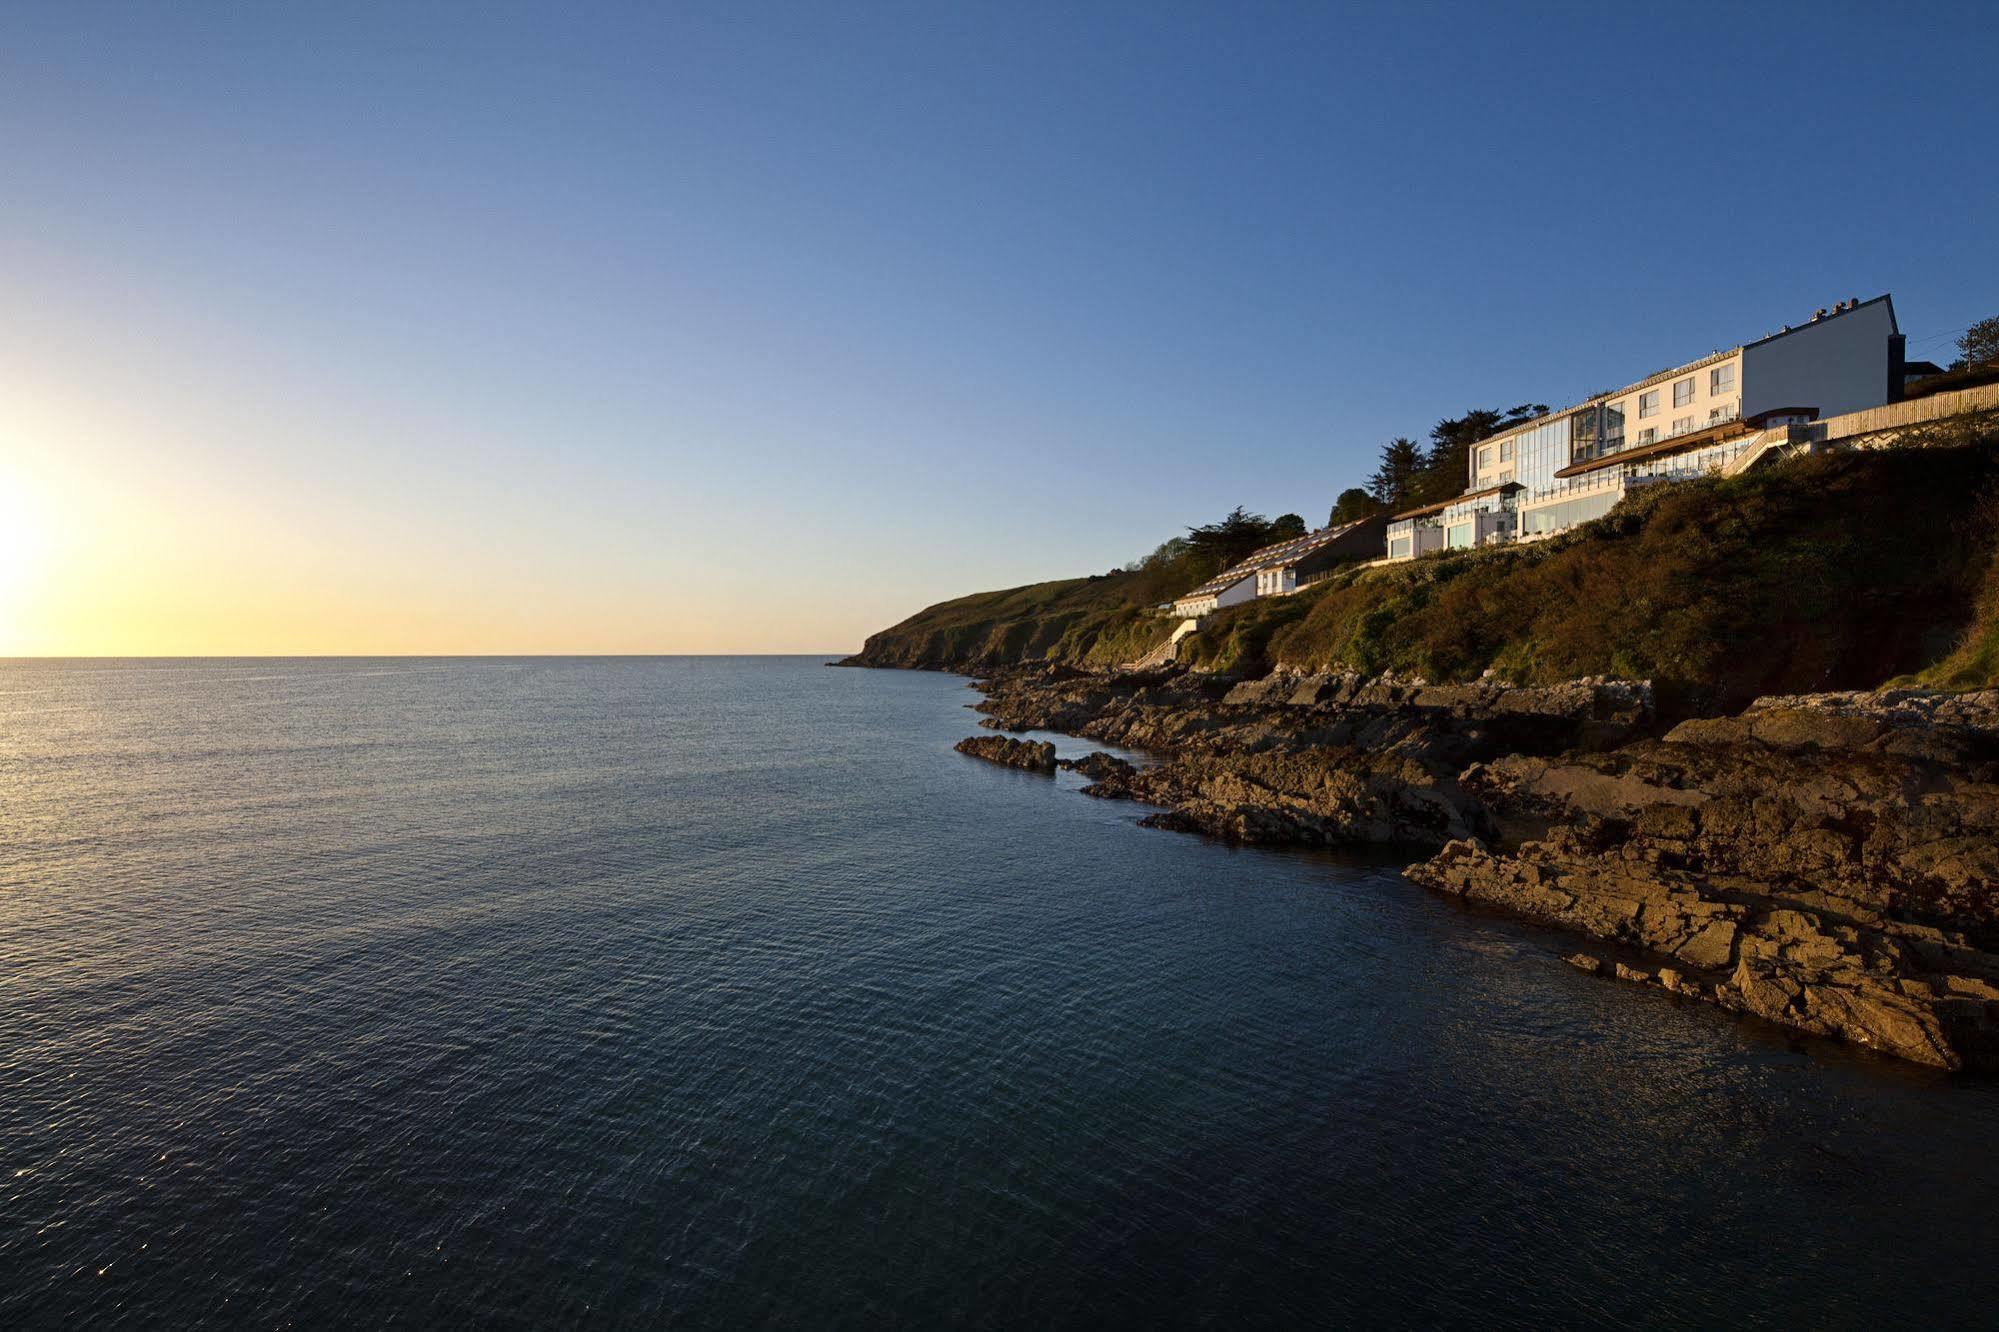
[1367,438,1425,510]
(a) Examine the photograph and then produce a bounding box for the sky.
[1,1,1995,654]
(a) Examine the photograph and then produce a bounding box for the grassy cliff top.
[840,573,1173,672]
[848,438,1999,707]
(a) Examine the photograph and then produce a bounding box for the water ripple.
[2,657,1996,1327]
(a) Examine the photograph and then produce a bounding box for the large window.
[1637,427,1657,445]
[1673,378,1694,407]
[1478,446,1492,470]
[1711,363,1735,394]
[1672,415,1694,435]
[1570,408,1598,460]
[1638,390,1660,418]
[1521,487,1623,536]
[1446,523,1473,549]
[1498,414,1573,494]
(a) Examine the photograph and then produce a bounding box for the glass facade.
[1570,408,1598,460]
[1504,415,1571,494]
[1521,487,1623,536]
[1405,348,1758,561]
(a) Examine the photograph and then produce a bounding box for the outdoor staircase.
[1123,618,1200,670]
[1723,427,1801,477]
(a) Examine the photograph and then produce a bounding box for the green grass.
[854,438,1999,703]
[1240,445,1999,707]
[1899,489,1999,691]
[845,573,1176,669]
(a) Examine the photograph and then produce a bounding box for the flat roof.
[1388,482,1521,522]
[1466,294,1895,454]
[1742,293,1897,350]
[1550,420,1753,478]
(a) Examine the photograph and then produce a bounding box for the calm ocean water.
[2,656,1995,1327]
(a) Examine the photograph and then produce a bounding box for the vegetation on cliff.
[1233,445,1999,706]
[1904,489,1999,691]
[840,505,1309,671]
[851,438,1999,702]
[841,574,1171,672]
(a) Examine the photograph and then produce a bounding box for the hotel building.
[1384,295,1907,560]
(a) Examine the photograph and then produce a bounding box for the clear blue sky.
[2,2,1994,652]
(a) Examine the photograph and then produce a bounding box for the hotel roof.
[1550,418,1754,479]
[1176,517,1376,601]
[1466,294,1898,454]
[1388,482,1521,522]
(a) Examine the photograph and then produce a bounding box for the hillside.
[845,440,1999,708]
[841,574,1174,672]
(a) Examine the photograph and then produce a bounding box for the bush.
[1263,445,1999,709]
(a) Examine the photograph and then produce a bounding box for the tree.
[1124,535,1190,572]
[1267,513,1308,542]
[1411,404,1551,505]
[1957,317,1999,369]
[1328,487,1381,526]
[1367,438,1425,510]
[1185,506,1281,571]
[1411,411,1501,504]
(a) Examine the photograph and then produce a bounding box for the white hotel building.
[1384,295,1908,560]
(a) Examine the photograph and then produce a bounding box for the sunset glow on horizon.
[3,4,1992,656]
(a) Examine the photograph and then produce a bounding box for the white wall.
[1469,351,1743,489]
[1255,568,1296,596]
[1741,301,1896,421]
[1174,573,1258,617]
[1215,575,1257,609]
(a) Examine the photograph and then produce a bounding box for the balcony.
[1671,402,1739,439]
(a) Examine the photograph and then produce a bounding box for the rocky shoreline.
[954,664,1999,1071]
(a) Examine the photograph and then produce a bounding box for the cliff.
[841,574,1175,672]
[866,437,1999,1069]
[847,442,1999,705]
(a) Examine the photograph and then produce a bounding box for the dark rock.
[954,735,1057,773]
[1058,751,1137,782]
[964,664,1999,1070]
[1407,687,1999,1069]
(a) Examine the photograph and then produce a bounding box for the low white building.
[1171,516,1388,617]
[1171,571,1258,619]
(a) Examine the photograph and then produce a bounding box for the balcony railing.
[1668,402,1740,439]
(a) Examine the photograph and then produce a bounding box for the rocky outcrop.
[954,735,1057,773]
[1057,751,1136,782]
[1081,744,1485,847]
[970,667,1654,849]
[949,664,1999,1069]
[1409,689,1999,1069]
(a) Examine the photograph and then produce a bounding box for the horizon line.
[0,651,859,660]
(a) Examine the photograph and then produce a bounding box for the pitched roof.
[1175,518,1376,601]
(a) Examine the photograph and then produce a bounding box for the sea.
[2,656,1996,1327]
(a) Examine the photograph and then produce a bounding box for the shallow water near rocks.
[2,656,1995,1326]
